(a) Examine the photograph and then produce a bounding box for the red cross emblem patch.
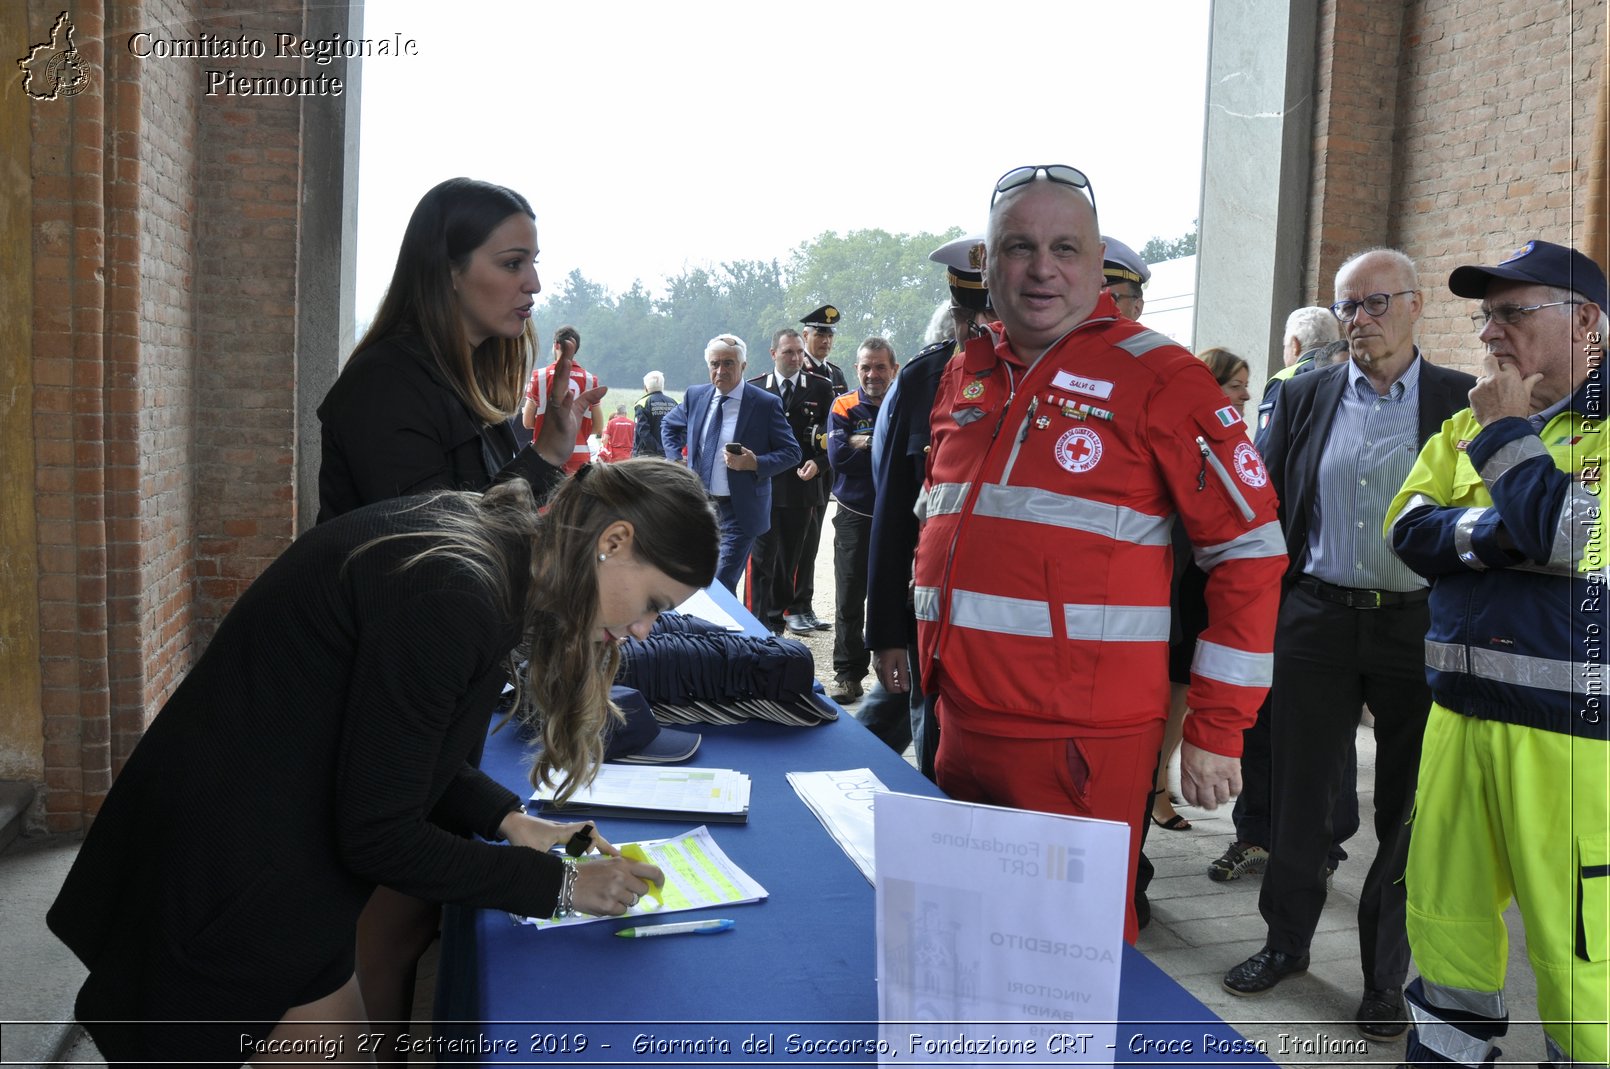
[1055,427,1103,473]
[1233,441,1268,488]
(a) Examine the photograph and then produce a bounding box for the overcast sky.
[354,0,1212,321]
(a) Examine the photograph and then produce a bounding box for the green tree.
[1140,222,1199,264]
[784,227,962,360]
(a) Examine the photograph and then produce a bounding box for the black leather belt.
[1296,575,1428,610]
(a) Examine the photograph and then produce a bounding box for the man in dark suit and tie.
[1222,249,1477,1041]
[662,333,800,593]
[748,328,836,634]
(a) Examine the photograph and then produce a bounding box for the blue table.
[434,587,1271,1065]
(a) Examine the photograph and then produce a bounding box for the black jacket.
[315,334,558,523]
[1259,354,1476,581]
[749,369,834,508]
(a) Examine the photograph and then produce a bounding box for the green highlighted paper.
[516,826,767,930]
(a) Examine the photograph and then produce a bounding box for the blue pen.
[615,918,735,938]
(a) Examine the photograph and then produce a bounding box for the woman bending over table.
[48,458,717,1066]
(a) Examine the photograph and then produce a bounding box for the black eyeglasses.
[990,164,1097,216]
[1330,290,1416,322]
[1469,300,1583,330]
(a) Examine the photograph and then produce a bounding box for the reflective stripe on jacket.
[913,293,1286,755]
[1386,375,1609,740]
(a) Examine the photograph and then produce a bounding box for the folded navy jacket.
[615,612,834,727]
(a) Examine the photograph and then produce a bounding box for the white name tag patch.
[1050,370,1114,400]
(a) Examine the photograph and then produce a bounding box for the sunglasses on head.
[990,164,1097,216]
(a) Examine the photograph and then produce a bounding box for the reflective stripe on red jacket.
[912,294,1286,756]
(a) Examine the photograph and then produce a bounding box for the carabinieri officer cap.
[800,305,840,334]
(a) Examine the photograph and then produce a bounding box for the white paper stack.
[533,765,752,823]
[786,768,888,883]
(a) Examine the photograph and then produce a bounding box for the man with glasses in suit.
[1222,249,1475,1043]
[662,334,800,593]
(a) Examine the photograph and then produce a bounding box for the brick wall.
[1304,0,1409,304]
[28,0,307,831]
[190,0,303,649]
[1307,0,1605,372]
[32,0,114,832]
[123,0,199,766]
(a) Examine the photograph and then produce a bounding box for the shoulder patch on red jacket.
[1231,440,1268,487]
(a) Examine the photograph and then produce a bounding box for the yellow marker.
[619,843,664,904]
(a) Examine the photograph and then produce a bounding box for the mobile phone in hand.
[724,442,743,454]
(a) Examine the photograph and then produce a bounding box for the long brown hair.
[519,460,717,799]
[355,177,535,424]
[358,459,718,802]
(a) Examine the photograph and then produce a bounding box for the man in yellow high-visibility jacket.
[1386,239,1609,1067]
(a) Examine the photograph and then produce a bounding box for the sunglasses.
[990,164,1097,216]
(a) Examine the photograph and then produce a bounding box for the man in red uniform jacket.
[915,166,1286,942]
[597,405,637,462]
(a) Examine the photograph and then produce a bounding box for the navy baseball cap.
[604,685,700,764]
[1449,240,1608,311]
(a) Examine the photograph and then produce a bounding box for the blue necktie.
[696,393,727,486]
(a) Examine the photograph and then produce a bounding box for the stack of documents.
[533,765,751,823]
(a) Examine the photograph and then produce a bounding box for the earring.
[598,553,607,562]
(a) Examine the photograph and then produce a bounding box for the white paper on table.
[786,768,887,883]
[675,588,743,631]
[532,765,750,817]
[873,792,1128,1065]
[514,825,768,929]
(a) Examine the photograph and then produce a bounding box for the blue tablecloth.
[433,586,1271,1066]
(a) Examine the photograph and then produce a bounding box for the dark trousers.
[1234,692,1361,867]
[1259,583,1431,990]
[831,506,873,679]
[797,502,825,611]
[750,503,813,628]
[853,679,912,753]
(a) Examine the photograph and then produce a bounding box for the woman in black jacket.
[314,178,605,1057]
[317,177,589,521]
[49,459,718,1066]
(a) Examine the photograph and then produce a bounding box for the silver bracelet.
[553,858,579,919]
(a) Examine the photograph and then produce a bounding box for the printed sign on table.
[874,792,1129,1065]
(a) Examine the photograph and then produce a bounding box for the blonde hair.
[1196,346,1249,386]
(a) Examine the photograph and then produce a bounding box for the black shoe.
[784,614,816,634]
[1355,987,1408,1040]
[805,610,831,631]
[1222,947,1310,996]
[828,677,863,703]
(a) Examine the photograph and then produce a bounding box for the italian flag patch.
[1214,405,1243,428]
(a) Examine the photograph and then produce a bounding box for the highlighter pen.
[618,843,663,904]
[615,918,735,938]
